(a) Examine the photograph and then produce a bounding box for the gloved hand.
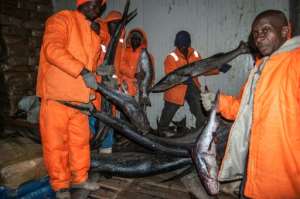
[96,64,115,76]
[103,76,119,90]
[81,68,98,90]
[201,92,216,111]
[219,63,232,73]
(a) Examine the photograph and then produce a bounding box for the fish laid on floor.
[151,41,249,92]
[91,152,192,177]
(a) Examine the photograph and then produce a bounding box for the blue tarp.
[0,176,55,199]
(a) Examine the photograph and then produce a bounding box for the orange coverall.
[36,10,105,191]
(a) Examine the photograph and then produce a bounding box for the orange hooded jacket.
[163,48,201,105]
[119,28,154,96]
[36,10,102,104]
[219,38,300,198]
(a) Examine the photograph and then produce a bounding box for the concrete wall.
[52,0,289,128]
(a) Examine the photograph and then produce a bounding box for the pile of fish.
[87,34,249,195]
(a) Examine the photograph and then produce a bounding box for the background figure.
[36,0,107,198]
[158,30,213,136]
[119,28,154,99]
[202,10,300,198]
[95,10,126,154]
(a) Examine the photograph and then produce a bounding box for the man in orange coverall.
[36,0,107,198]
[119,28,154,97]
[158,31,228,136]
[202,10,300,198]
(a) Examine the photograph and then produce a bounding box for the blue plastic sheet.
[0,176,55,199]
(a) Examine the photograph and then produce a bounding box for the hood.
[76,0,106,7]
[273,36,300,55]
[105,10,122,22]
[126,28,148,49]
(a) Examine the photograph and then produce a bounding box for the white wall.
[52,0,289,128]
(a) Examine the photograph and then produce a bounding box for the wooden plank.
[97,177,133,192]
[116,181,190,199]
[89,187,119,199]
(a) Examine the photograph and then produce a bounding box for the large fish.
[151,41,249,93]
[136,48,154,110]
[96,0,137,77]
[96,82,150,134]
[59,82,151,134]
[191,91,220,195]
[92,110,190,157]
[91,152,192,177]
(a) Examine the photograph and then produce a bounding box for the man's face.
[81,0,103,21]
[178,45,189,57]
[251,17,287,56]
[130,33,142,50]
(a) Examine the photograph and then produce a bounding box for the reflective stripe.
[193,50,199,58]
[112,74,118,79]
[119,38,124,43]
[169,52,179,62]
[100,44,106,53]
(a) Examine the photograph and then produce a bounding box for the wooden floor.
[72,171,238,199]
[86,173,194,199]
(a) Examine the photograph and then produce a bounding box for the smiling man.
[201,10,300,198]
[36,0,107,198]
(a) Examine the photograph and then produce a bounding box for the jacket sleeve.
[43,13,84,78]
[219,84,245,120]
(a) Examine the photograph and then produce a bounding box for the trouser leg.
[158,101,180,129]
[186,83,206,129]
[68,110,90,185]
[39,100,71,191]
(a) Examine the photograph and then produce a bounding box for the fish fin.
[219,63,232,73]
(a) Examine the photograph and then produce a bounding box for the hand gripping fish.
[151,41,249,92]
[191,90,220,195]
[136,48,154,110]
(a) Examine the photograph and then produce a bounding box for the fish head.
[204,176,220,195]
[191,147,220,195]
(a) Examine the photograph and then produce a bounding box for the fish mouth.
[205,179,219,195]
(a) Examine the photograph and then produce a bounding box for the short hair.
[253,10,288,28]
